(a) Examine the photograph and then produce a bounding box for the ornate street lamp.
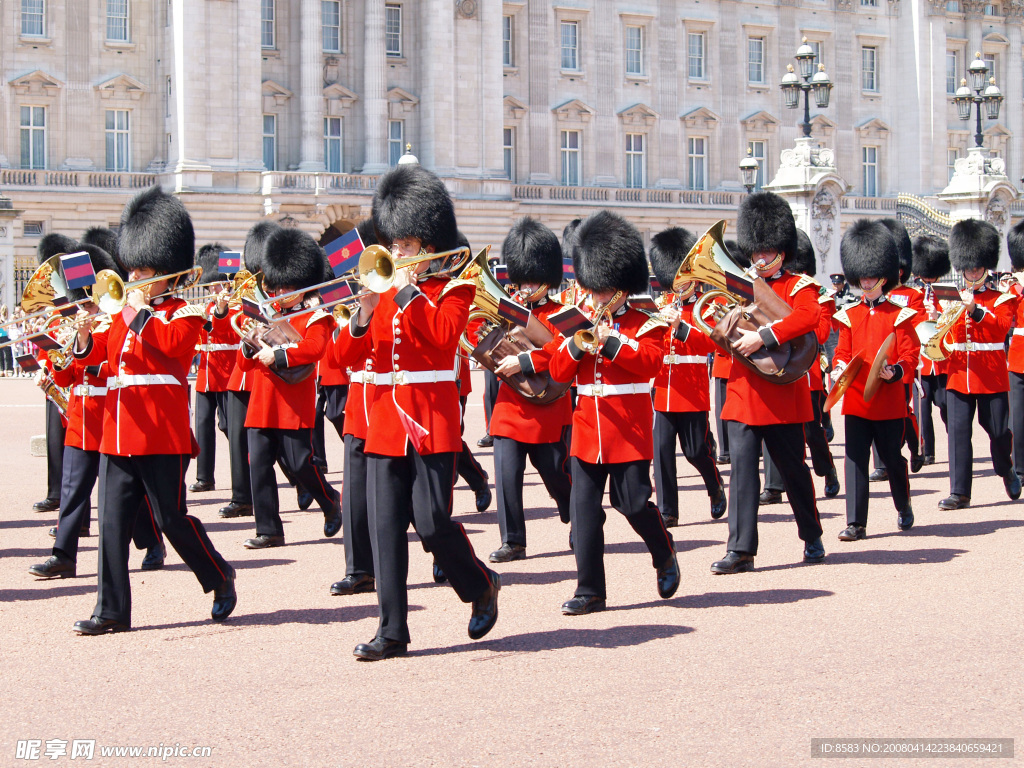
[953,53,1003,148]
[739,148,759,194]
[780,38,832,138]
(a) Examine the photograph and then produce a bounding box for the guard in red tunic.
[709,239,743,466]
[236,228,341,548]
[831,220,921,539]
[548,211,679,615]
[485,217,573,562]
[710,192,825,574]
[939,219,1019,509]
[648,227,726,524]
[190,243,236,494]
[911,235,951,466]
[339,165,499,660]
[1005,222,1024,483]
[71,186,236,634]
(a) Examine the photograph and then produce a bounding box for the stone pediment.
[983,123,1011,137]
[855,117,890,139]
[95,73,146,100]
[388,87,419,109]
[323,83,357,104]
[681,106,720,129]
[810,114,837,132]
[740,110,781,133]
[618,103,659,127]
[9,69,63,96]
[983,32,1009,45]
[504,95,527,120]
[262,79,293,109]
[553,99,596,122]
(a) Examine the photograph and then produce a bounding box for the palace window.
[748,37,765,84]
[20,106,46,170]
[324,117,342,173]
[106,0,129,42]
[261,0,275,48]
[322,1,341,53]
[262,114,276,171]
[561,21,579,71]
[385,4,402,57]
[688,32,706,80]
[105,109,130,172]
[561,130,581,186]
[388,120,404,166]
[688,137,707,190]
[862,145,878,196]
[22,0,45,36]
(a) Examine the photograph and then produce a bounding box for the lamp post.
[739,148,759,194]
[953,53,1003,149]
[779,38,833,138]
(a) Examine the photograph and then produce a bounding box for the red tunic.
[916,286,946,377]
[652,301,715,413]
[805,286,834,393]
[195,301,239,393]
[75,296,203,456]
[332,330,375,441]
[1005,286,1024,374]
[549,304,666,463]
[720,272,820,426]
[944,287,1014,395]
[489,297,574,443]
[318,332,351,386]
[707,295,733,379]
[227,307,255,394]
[833,299,920,420]
[51,359,109,452]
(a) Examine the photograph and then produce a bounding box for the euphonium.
[920,301,968,362]
[90,266,203,315]
[453,247,515,355]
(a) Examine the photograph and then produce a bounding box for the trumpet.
[90,266,203,315]
[263,245,397,313]
[574,292,621,355]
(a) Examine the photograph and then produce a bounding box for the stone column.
[61,1,94,169]
[1004,10,1023,185]
[0,195,22,313]
[297,0,325,171]
[168,0,213,189]
[361,0,389,174]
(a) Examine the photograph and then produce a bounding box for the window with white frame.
[261,0,275,48]
[561,21,579,71]
[984,53,997,83]
[20,106,46,170]
[984,3,1000,15]
[105,110,130,172]
[748,37,765,84]
[503,15,514,67]
[262,114,276,171]
[385,4,402,57]
[807,41,823,68]
[688,137,707,190]
[322,1,341,53]
[625,133,645,188]
[687,32,706,79]
[748,140,767,190]
[946,51,959,94]
[324,117,342,173]
[503,127,515,181]
[625,26,644,76]
[861,46,878,91]
[560,130,581,186]
[106,0,129,42]
[861,0,878,6]
[22,0,45,36]
[862,146,878,196]
[947,148,959,182]
[388,120,404,166]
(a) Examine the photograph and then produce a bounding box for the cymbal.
[863,333,896,403]
[823,353,864,412]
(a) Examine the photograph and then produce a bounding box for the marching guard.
[1006,221,1024,484]
[911,235,951,466]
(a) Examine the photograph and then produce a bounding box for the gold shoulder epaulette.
[894,307,917,327]
[637,314,669,336]
[171,304,205,321]
[791,274,819,296]
[441,279,475,296]
[833,307,852,328]
[995,291,1017,307]
[308,308,332,325]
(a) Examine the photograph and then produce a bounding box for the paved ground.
[0,372,1021,767]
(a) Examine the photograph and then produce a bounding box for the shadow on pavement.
[0,518,54,530]
[487,569,576,586]
[871,519,1024,539]
[140,603,410,633]
[619,588,833,612]
[784,547,967,567]
[1,583,97,600]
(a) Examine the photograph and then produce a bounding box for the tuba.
[683,221,817,385]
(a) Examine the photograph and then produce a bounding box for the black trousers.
[873,384,920,470]
[94,453,231,626]
[919,373,948,459]
[45,399,66,503]
[947,389,1012,497]
[482,369,500,431]
[713,377,729,459]
[342,434,373,578]
[312,383,348,470]
[0,344,12,372]
[653,410,722,519]
[570,458,674,599]
[494,430,572,547]
[726,421,822,556]
[457,396,489,493]
[248,427,339,538]
[1009,372,1024,476]
[845,415,910,527]
[764,390,836,492]
[226,390,253,506]
[194,390,229,484]
[367,448,494,644]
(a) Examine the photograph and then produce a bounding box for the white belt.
[577,382,652,397]
[198,343,240,352]
[1013,329,1024,337]
[106,374,182,390]
[374,370,456,386]
[945,342,1003,352]
[73,384,108,396]
[349,370,373,385]
[663,355,705,365]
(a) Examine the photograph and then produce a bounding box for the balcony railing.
[0,169,158,189]
[512,185,744,207]
[842,196,898,212]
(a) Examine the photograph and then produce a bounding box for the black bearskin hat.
[197,243,227,285]
[355,218,378,248]
[80,226,121,273]
[243,220,281,273]
[63,243,122,303]
[37,233,79,265]
[118,186,194,275]
[504,217,563,288]
[724,238,749,269]
[912,235,950,280]
[878,218,913,283]
[372,164,458,253]
[840,219,900,293]
[737,191,798,268]
[790,228,817,277]
[648,227,697,290]
[572,210,648,295]
[949,218,1000,272]
[261,227,327,290]
[1006,220,1024,271]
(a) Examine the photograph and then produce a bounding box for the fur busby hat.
[648,227,697,290]
[80,226,121,272]
[878,218,913,283]
[949,218,1000,272]
[355,218,378,248]
[791,229,817,277]
[372,164,458,253]
[62,243,122,303]
[724,239,750,269]
[737,191,798,268]
[572,210,648,295]
[840,219,900,293]
[261,227,327,290]
[1006,221,1024,271]
[197,243,227,285]
[242,220,281,274]
[118,186,194,275]
[912,235,950,280]
[37,233,79,265]
[503,217,563,288]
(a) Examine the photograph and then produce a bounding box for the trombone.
[90,266,203,315]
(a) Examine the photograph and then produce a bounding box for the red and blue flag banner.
[60,251,96,290]
[931,283,961,303]
[51,295,78,317]
[241,298,266,322]
[325,228,365,278]
[725,273,755,303]
[497,298,530,328]
[320,278,358,307]
[32,333,62,351]
[548,305,592,336]
[219,251,242,274]
[629,294,658,312]
[15,354,40,372]
[649,276,663,292]
[562,258,575,281]
[493,264,509,286]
